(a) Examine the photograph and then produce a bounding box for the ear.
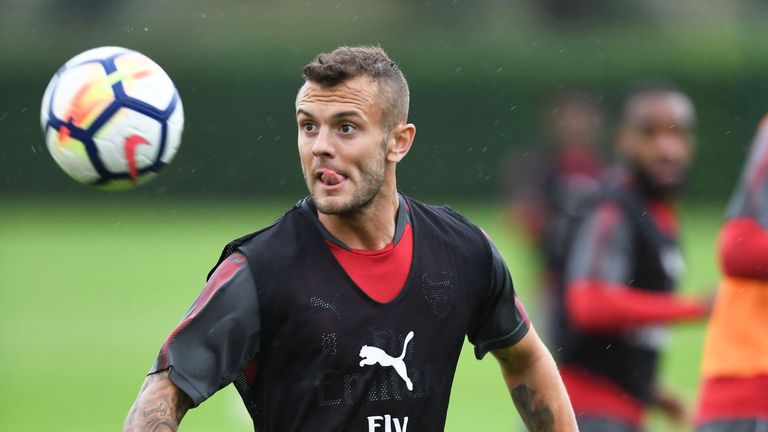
[386,123,416,163]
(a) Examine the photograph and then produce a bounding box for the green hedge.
[3,23,768,201]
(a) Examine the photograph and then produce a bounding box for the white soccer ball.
[40,46,184,190]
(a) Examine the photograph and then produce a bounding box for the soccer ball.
[40,46,184,189]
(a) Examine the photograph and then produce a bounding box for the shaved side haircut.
[302,46,409,131]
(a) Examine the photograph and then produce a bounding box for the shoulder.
[240,202,305,245]
[571,187,635,250]
[208,199,311,279]
[407,197,483,234]
[565,193,637,280]
[406,196,491,253]
[581,177,640,227]
[587,199,626,228]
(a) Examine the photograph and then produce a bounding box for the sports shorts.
[576,416,640,432]
[697,419,768,432]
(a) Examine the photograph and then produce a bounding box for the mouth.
[649,158,685,185]
[315,169,349,189]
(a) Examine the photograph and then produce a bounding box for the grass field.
[0,198,722,431]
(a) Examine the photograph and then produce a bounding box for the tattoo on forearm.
[142,404,168,418]
[511,384,556,432]
[124,372,190,432]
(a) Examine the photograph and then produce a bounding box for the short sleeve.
[149,251,261,407]
[468,238,530,359]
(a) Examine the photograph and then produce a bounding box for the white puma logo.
[359,331,414,391]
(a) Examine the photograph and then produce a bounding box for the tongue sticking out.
[320,170,346,186]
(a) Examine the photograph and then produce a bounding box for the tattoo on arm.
[124,372,191,432]
[511,384,556,432]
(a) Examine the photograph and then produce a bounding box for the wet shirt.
[149,195,529,431]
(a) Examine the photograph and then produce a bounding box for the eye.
[638,124,656,137]
[339,123,356,134]
[668,123,691,137]
[302,122,317,133]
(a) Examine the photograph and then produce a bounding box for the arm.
[719,218,768,280]
[493,327,577,432]
[720,118,768,278]
[566,280,709,332]
[125,371,191,431]
[564,201,708,333]
[651,383,688,425]
[470,235,575,430]
[125,252,261,429]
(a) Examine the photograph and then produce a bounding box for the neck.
[627,165,678,202]
[636,171,680,201]
[317,183,399,251]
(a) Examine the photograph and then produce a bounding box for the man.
[552,83,711,431]
[696,116,768,432]
[502,89,604,342]
[124,46,576,432]
[504,89,604,252]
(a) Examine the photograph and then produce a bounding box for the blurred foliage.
[2,0,768,200]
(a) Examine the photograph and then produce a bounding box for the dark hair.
[621,80,694,124]
[302,46,409,130]
[547,88,602,113]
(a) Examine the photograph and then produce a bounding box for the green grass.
[0,199,721,431]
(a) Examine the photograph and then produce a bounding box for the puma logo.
[359,331,414,391]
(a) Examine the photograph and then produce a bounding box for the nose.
[655,132,687,160]
[311,128,336,159]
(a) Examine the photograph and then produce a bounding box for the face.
[552,102,601,147]
[618,93,695,191]
[296,76,390,215]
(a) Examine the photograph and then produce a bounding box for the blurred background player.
[502,89,604,340]
[695,116,768,432]
[553,83,712,431]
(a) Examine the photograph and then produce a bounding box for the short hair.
[547,88,602,115]
[621,81,695,126]
[302,46,409,131]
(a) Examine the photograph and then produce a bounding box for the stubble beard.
[631,159,687,199]
[306,144,387,216]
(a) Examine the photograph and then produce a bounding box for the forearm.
[566,280,708,332]
[124,371,191,432]
[494,328,577,432]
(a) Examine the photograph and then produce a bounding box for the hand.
[700,286,719,315]
[654,387,688,426]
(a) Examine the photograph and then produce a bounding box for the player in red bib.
[124,46,577,431]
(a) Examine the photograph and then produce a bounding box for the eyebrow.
[296,108,312,118]
[330,110,364,120]
[296,109,364,120]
